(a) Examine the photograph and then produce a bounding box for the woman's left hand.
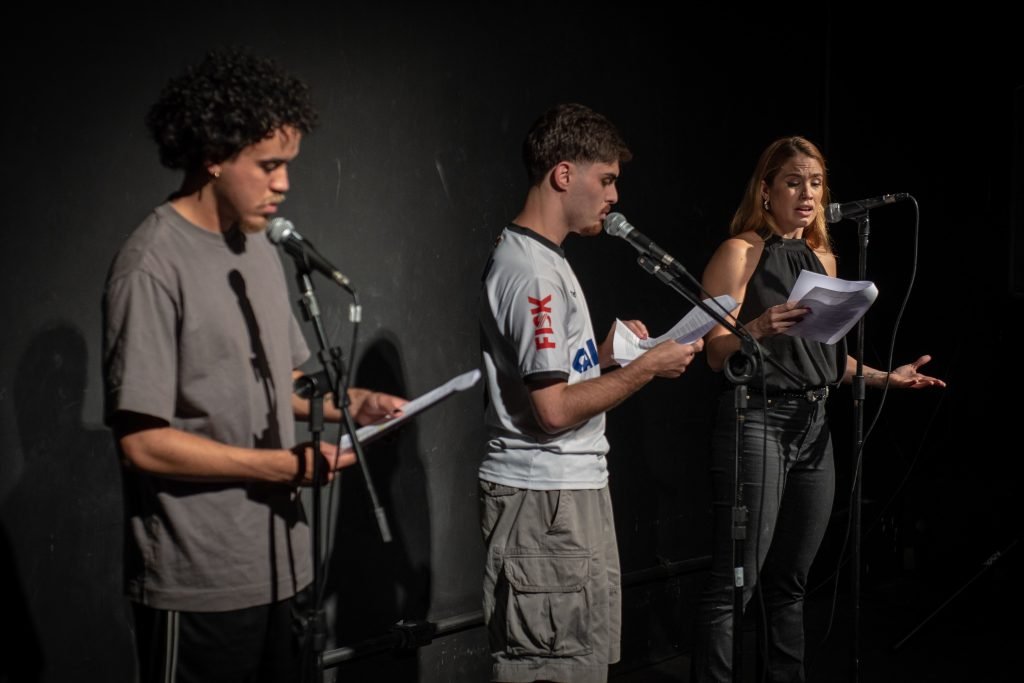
[887,354,947,389]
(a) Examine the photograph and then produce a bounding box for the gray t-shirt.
[103,203,312,611]
[479,225,609,490]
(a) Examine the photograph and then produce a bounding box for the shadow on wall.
[321,334,432,682]
[0,323,135,683]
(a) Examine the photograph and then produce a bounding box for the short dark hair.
[145,48,319,171]
[522,103,632,185]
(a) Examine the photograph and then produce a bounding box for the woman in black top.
[692,136,944,683]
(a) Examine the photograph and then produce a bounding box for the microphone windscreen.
[266,217,294,244]
[603,212,630,237]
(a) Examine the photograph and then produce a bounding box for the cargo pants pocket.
[501,550,592,657]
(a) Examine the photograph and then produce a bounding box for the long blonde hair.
[729,136,833,253]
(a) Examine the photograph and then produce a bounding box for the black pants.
[693,392,835,683]
[132,587,312,683]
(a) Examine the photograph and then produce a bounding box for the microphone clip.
[637,253,676,280]
[294,370,332,400]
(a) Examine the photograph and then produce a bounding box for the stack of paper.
[783,270,878,344]
[338,368,481,450]
[612,294,736,366]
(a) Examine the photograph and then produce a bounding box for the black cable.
[812,197,922,650]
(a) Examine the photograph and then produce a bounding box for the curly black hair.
[522,103,632,186]
[146,47,319,171]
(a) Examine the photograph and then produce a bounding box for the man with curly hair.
[102,48,405,682]
[478,103,704,682]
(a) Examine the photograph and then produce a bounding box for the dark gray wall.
[1,4,1020,681]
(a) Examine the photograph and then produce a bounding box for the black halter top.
[736,228,841,392]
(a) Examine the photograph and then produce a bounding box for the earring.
[211,169,221,179]
[762,198,770,211]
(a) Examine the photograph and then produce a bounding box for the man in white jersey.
[479,103,704,683]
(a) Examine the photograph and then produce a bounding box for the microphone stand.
[635,254,803,683]
[848,211,870,683]
[291,264,392,683]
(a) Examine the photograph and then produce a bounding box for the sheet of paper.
[612,294,736,366]
[783,269,878,344]
[338,368,481,450]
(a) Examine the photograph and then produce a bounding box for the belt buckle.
[805,387,828,402]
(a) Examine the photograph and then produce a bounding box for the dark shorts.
[132,587,312,683]
[480,481,621,683]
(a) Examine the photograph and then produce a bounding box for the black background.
[1,4,1020,681]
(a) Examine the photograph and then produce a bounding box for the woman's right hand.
[747,302,810,339]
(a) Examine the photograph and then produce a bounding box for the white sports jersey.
[479,225,609,489]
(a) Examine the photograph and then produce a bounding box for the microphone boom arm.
[634,254,804,387]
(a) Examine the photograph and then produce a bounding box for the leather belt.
[752,386,830,403]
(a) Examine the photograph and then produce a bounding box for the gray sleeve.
[103,269,179,424]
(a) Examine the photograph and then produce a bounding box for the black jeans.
[693,391,835,683]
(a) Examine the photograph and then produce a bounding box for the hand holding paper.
[338,369,481,450]
[783,270,878,344]
[612,294,736,366]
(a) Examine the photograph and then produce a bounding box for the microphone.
[826,193,909,223]
[266,217,353,290]
[603,212,689,278]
